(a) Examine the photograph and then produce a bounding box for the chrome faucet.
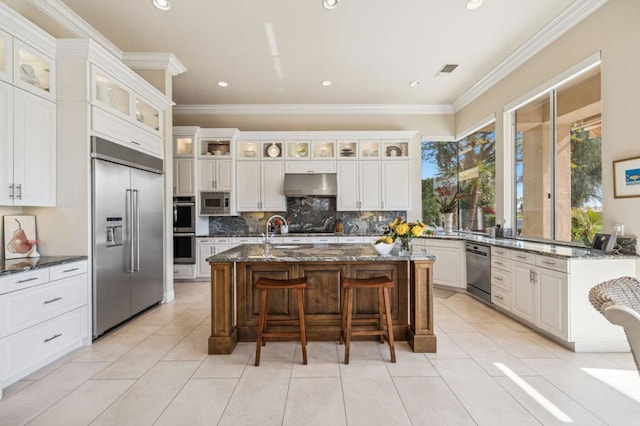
[264,214,288,243]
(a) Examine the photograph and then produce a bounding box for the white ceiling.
[4,0,603,110]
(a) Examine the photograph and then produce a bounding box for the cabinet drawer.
[173,265,196,280]
[0,269,49,295]
[285,161,336,174]
[49,261,87,281]
[536,256,568,273]
[283,237,310,243]
[0,274,87,337]
[338,236,364,243]
[92,107,163,158]
[491,269,511,291]
[232,237,259,244]
[0,307,86,381]
[492,287,511,310]
[511,250,536,264]
[212,238,232,244]
[198,238,213,244]
[310,237,339,243]
[492,247,510,258]
[491,257,511,271]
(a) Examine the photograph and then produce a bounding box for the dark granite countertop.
[207,243,436,263]
[196,232,377,238]
[0,256,88,277]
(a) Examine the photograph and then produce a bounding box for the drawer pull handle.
[495,277,503,281]
[44,333,62,343]
[17,277,39,284]
[44,297,62,304]
[495,261,503,266]
[63,267,80,273]
[515,255,526,259]
[542,260,556,265]
[495,295,504,301]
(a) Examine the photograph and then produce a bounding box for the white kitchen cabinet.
[490,247,511,310]
[199,159,233,192]
[173,158,194,196]
[337,161,380,211]
[413,238,466,289]
[0,29,10,83]
[1,85,55,206]
[0,260,88,398]
[13,39,55,101]
[196,238,215,278]
[381,161,410,210]
[337,236,364,243]
[173,264,196,280]
[284,160,336,174]
[511,260,536,323]
[536,266,568,339]
[236,161,285,212]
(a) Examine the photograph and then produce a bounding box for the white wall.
[455,0,640,247]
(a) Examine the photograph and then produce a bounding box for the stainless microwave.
[200,191,231,215]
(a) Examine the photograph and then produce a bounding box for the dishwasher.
[465,242,491,303]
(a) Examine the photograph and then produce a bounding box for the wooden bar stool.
[254,277,308,366]
[340,276,396,364]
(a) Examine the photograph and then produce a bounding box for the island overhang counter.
[206,243,437,354]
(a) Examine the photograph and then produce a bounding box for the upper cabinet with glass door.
[0,29,11,83]
[93,68,130,118]
[134,96,161,135]
[381,140,409,159]
[337,140,358,159]
[13,40,55,100]
[311,140,336,160]
[285,140,310,159]
[359,140,380,159]
[237,141,260,160]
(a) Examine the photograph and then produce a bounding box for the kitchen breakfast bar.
[207,243,437,354]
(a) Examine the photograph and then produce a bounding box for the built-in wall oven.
[173,196,196,264]
[466,242,491,303]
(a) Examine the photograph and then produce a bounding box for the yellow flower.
[411,225,425,237]
[389,218,398,229]
[396,223,410,236]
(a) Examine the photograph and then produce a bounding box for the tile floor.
[1,281,640,425]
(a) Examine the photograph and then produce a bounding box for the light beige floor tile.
[73,326,161,362]
[23,347,88,380]
[426,332,470,359]
[291,342,340,378]
[381,342,439,377]
[523,357,640,424]
[0,362,108,426]
[154,378,237,426]
[92,361,200,425]
[162,323,211,361]
[495,375,607,425]
[431,358,540,425]
[0,380,34,400]
[193,342,254,378]
[394,376,476,425]
[93,334,184,379]
[28,379,134,426]
[283,378,346,426]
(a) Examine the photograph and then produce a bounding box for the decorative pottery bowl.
[372,242,394,255]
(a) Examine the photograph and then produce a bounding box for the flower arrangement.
[379,216,427,253]
[434,184,461,213]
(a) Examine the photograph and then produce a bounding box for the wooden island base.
[207,245,436,354]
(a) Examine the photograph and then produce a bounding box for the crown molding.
[173,103,454,116]
[29,0,123,59]
[452,0,608,112]
[0,2,56,58]
[122,52,187,76]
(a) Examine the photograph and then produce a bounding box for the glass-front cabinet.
[14,40,54,99]
[200,138,231,157]
[285,140,310,159]
[237,141,260,159]
[311,140,336,159]
[134,96,161,134]
[174,136,194,157]
[93,69,130,117]
[262,141,283,159]
[0,30,11,82]
[338,140,357,159]
[382,140,409,158]
[359,139,380,159]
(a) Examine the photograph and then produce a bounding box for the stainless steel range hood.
[283,173,337,197]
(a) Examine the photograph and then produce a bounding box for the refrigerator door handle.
[126,189,134,272]
[133,189,140,271]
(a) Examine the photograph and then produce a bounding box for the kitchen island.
[207,243,436,354]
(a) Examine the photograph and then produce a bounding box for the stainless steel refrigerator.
[91,137,164,338]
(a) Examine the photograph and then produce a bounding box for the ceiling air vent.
[437,63,459,75]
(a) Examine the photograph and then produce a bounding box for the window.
[513,66,601,243]
[421,122,496,231]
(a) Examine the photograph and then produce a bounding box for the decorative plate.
[267,143,280,157]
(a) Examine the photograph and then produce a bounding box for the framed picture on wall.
[3,215,40,259]
[613,155,640,198]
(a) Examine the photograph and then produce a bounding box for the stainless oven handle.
[174,203,196,207]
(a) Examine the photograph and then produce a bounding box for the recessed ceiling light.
[151,0,171,11]
[321,80,332,87]
[322,0,339,11]
[409,81,422,87]
[466,0,483,10]
[217,81,229,88]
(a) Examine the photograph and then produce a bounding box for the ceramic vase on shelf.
[443,212,454,234]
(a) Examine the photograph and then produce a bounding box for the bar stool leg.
[377,287,385,344]
[344,287,354,364]
[339,285,347,345]
[383,288,396,363]
[255,288,268,366]
[297,288,308,365]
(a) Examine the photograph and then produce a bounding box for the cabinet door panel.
[236,161,260,211]
[0,80,12,204]
[198,160,216,191]
[337,161,359,210]
[381,161,410,210]
[216,159,233,191]
[174,158,194,196]
[13,89,55,206]
[536,268,567,339]
[197,244,214,277]
[511,262,535,323]
[261,161,285,211]
[359,161,380,210]
[297,262,346,317]
[428,246,462,288]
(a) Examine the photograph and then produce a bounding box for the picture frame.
[3,215,40,259]
[613,155,640,198]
